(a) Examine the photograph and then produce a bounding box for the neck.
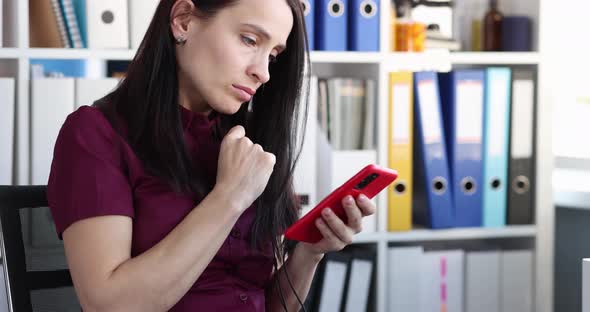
[177,73,212,115]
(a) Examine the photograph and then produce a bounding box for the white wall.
[548,1,590,158]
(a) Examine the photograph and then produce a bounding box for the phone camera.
[354,173,380,190]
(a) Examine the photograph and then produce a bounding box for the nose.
[246,55,271,85]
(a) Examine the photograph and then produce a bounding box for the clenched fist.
[214,125,276,212]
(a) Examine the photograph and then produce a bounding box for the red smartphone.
[285,164,398,244]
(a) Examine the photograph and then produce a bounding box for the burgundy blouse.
[47,105,274,311]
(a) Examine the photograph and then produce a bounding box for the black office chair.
[0,186,76,312]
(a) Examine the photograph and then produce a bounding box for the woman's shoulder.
[57,105,123,155]
[64,105,112,131]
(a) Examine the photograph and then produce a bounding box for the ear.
[170,0,196,39]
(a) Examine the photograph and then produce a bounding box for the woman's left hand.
[298,194,376,257]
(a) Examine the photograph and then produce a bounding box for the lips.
[233,84,255,96]
[232,84,255,102]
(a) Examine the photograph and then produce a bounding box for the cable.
[283,257,308,312]
[272,239,289,311]
[272,239,308,312]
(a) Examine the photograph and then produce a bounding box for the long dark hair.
[96,0,310,259]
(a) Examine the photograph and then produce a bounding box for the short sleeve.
[47,106,134,237]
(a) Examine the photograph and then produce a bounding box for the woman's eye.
[241,35,257,46]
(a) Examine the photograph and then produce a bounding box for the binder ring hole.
[461,177,476,195]
[301,0,311,16]
[432,177,447,195]
[101,10,115,24]
[394,181,406,194]
[360,0,377,18]
[513,175,530,194]
[490,178,502,190]
[328,0,345,17]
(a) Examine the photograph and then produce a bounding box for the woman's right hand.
[214,125,276,212]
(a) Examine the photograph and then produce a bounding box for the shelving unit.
[0,0,554,311]
[354,225,537,244]
[450,51,541,65]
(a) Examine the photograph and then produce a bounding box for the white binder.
[129,0,159,48]
[31,78,75,185]
[317,256,349,312]
[388,246,423,311]
[501,250,533,312]
[465,251,500,312]
[0,78,15,185]
[86,0,129,48]
[421,250,464,312]
[344,257,373,312]
[75,78,119,109]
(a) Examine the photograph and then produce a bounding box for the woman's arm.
[265,244,323,311]
[63,126,276,312]
[266,194,376,311]
[64,188,242,312]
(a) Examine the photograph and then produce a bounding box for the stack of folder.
[304,247,376,311]
[293,75,379,234]
[29,0,159,49]
[29,63,120,185]
[303,0,380,51]
[387,68,536,231]
[387,246,534,312]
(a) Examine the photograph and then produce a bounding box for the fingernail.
[346,196,354,203]
[359,194,368,202]
[323,208,332,216]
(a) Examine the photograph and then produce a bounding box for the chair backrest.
[0,186,74,312]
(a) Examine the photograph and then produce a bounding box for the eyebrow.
[241,23,287,52]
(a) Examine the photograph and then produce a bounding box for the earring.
[175,36,186,45]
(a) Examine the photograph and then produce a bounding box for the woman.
[47,0,375,311]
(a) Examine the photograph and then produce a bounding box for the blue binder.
[301,0,315,50]
[30,59,87,77]
[439,70,485,227]
[412,72,454,229]
[316,0,347,51]
[348,0,379,51]
[482,68,512,227]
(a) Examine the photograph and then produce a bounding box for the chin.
[214,101,245,115]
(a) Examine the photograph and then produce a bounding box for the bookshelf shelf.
[381,50,452,72]
[450,52,541,65]
[353,226,536,243]
[0,48,20,59]
[310,51,382,64]
[352,233,383,244]
[0,48,541,67]
[384,225,537,242]
[24,48,136,60]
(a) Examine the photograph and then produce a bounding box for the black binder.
[507,70,536,224]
